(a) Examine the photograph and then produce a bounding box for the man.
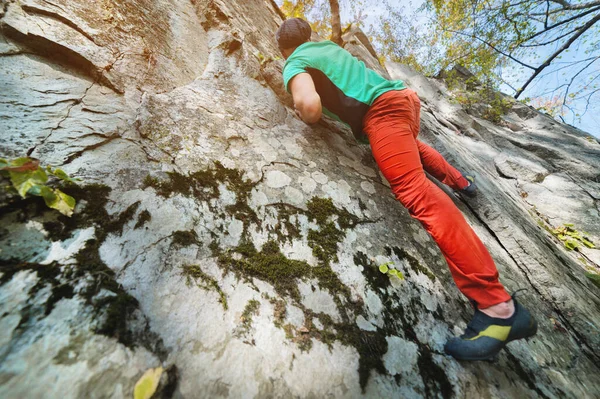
[276,18,537,361]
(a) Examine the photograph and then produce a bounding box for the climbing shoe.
[460,173,477,197]
[444,298,538,361]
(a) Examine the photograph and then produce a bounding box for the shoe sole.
[451,330,537,361]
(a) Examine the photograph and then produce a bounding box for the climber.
[275,18,537,361]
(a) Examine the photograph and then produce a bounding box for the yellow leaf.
[133,367,163,399]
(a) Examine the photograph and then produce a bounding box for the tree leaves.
[0,157,78,217]
[10,167,48,198]
[551,223,596,251]
[133,367,163,399]
[378,261,405,280]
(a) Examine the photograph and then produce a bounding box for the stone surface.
[1,1,600,398]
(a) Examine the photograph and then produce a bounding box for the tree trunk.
[329,0,343,46]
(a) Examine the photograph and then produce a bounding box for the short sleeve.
[282,58,308,93]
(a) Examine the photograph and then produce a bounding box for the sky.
[275,0,599,137]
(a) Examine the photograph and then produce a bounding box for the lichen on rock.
[1,0,600,397]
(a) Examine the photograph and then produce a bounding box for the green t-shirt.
[282,40,406,141]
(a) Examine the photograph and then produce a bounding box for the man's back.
[283,41,405,140]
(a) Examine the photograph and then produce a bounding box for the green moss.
[75,236,140,347]
[270,297,287,328]
[38,184,149,347]
[42,184,112,241]
[208,240,221,257]
[389,246,435,281]
[218,240,311,302]
[306,197,359,229]
[0,261,74,317]
[142,162,258,232]
[238,299,260,335]
[182,264,228,310]
[104,201,140,235]
[374,288,454,397]
[311,310,387,392]
[417,346,454,399]
[585,272,600,289]
[268,203,302,243]
[308,222,345,266]
[211,196,393,391]
[283,323,295,339]
[357,198,367,212]
[354,251,389,292]
[172,230,199,247]
[94,290,139,346]
[304,197,367,267]
[134,210,151,229]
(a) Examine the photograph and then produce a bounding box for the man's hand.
[289,73,322,124]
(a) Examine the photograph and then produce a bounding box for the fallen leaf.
[133,367,163,399]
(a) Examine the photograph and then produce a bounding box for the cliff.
[1,0,599,398]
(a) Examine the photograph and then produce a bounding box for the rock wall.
[1,1,599,398]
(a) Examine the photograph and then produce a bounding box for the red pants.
[363,89,510,308]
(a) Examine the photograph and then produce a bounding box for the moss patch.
[417,346,454,399]
[172,230,199,247]
[143,161,258,232]
[354,251,389,292]
[0,261,74,317]
[388,246,435,281]
[376,288,453,398]
[213,236,388,391]
[238,299,260,336]
[267,203,302,243]
[217,239,352,309]
[134,210,151,229]
[28,184,149,347]
[269,297,287,328]
[267,197,365,267]
[182,264,227,310]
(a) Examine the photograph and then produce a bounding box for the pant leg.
[363,90,510,308]
[417,140,469,191]
[407,92,469,191]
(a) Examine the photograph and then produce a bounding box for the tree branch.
[562,56,600,108]
[519,25,581,47]
[515,12,600,98]
[529,4,600,27]
[329,0,343,46]
[443,28,536,69]
[549,0,600,11]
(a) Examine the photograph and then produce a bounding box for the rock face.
[1,1,600,398]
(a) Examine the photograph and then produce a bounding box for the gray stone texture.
[1,1,599,398]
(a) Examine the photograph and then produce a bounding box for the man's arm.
[289,72,322,124]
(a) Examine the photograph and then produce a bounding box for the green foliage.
[0,157,79,216]
[448,75,514,123]
[424,0,600,119]
[378,261,405,280]
[370,2,441,75]
[585,271,600,289]
[280,0,331,37]
[238,299,261,336]
[182,264,228,310]
[279,0,368,41]
[256,52,281,66]
[551,224,596,251]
